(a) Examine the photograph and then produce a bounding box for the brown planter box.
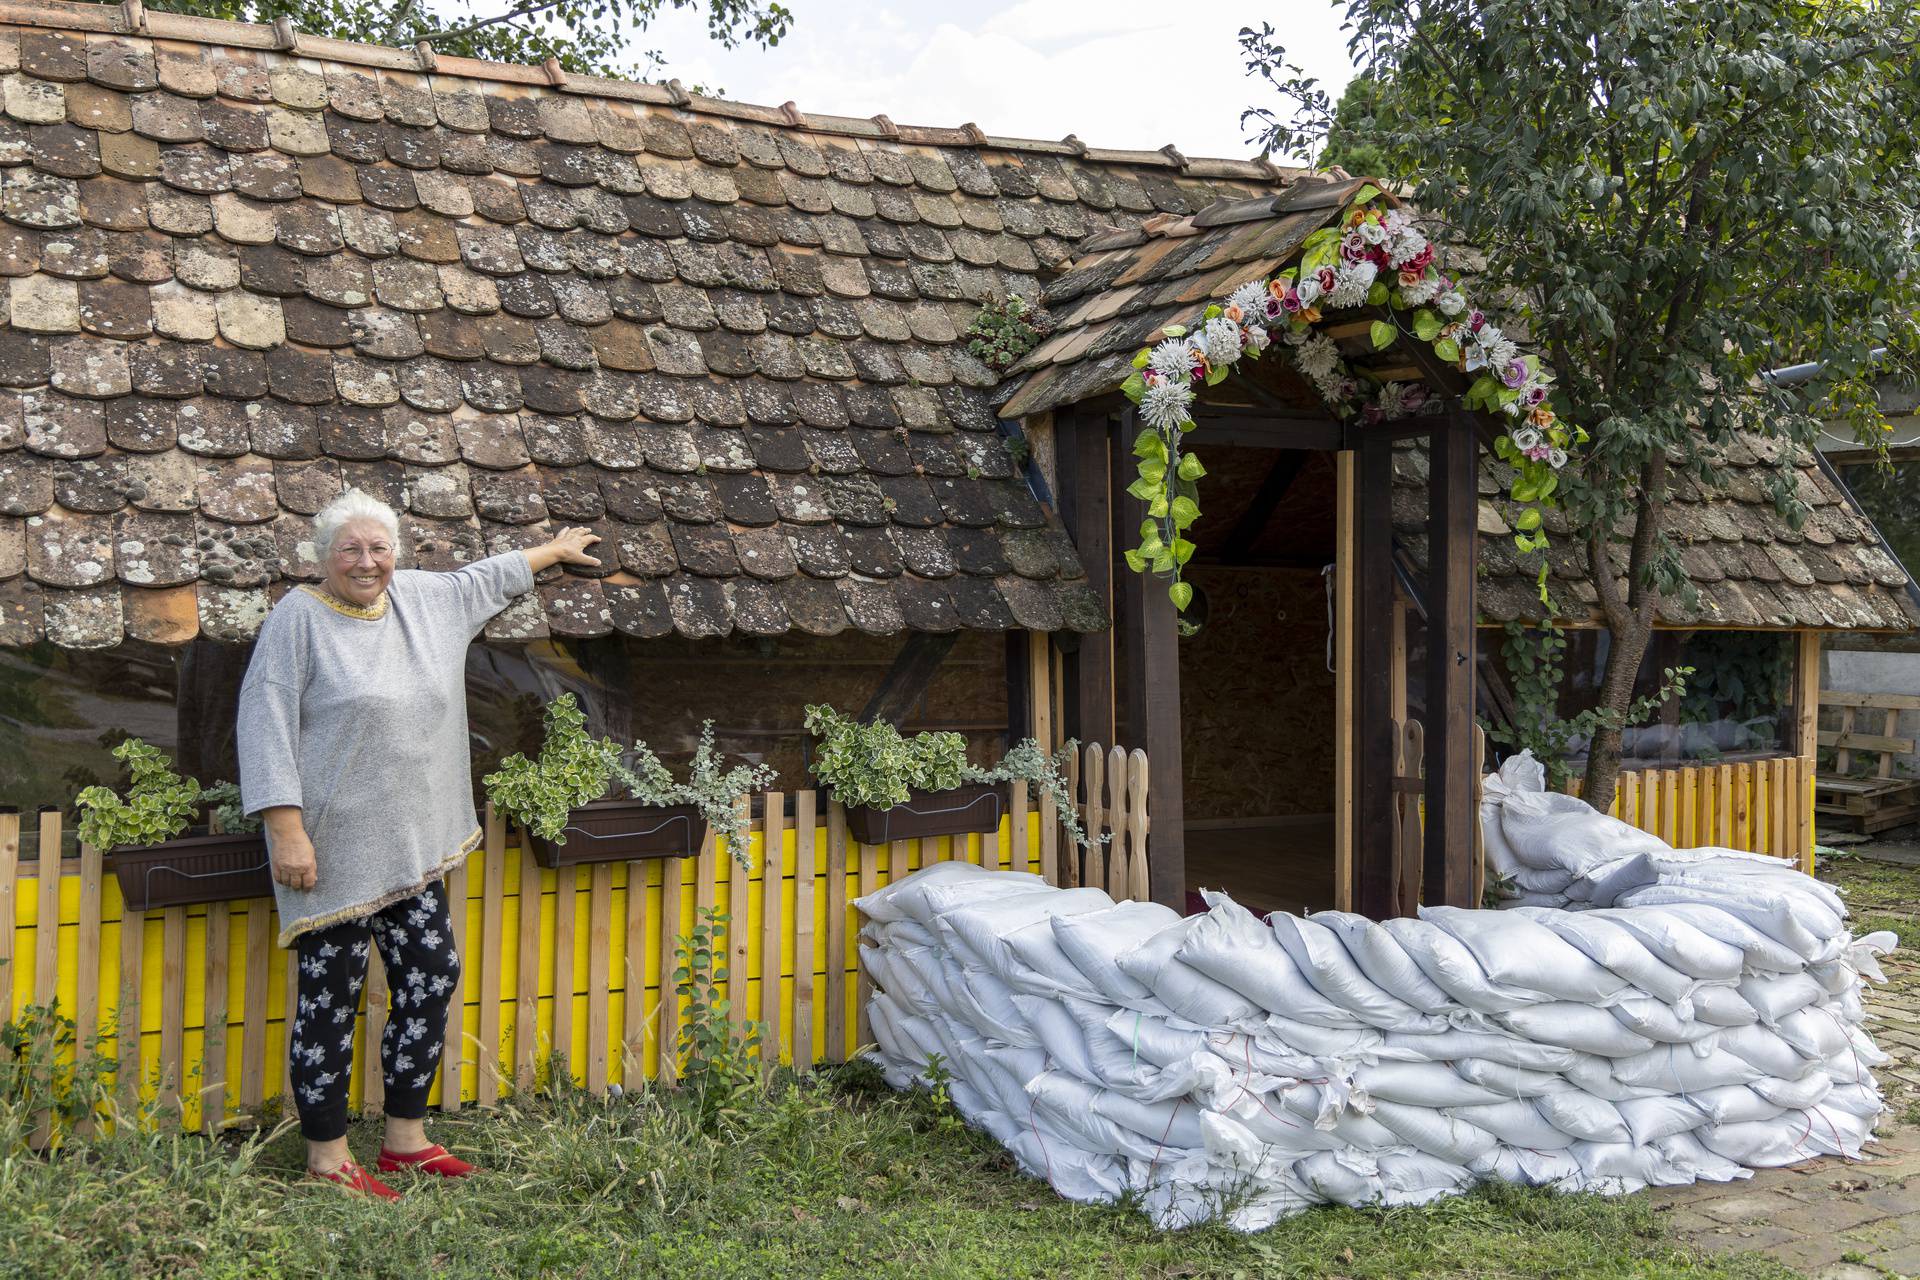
[112,831,272,911]
[526,800,708,868]
[844,782,1004,845]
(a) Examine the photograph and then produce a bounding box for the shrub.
[802,704,969,811]
[482,694,623,842]
[611,721,777,869]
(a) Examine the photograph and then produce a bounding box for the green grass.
[0,1068,1799,1280]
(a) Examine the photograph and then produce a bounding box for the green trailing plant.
[74,740,204,851]
[612,722,777,869]
[802,705,1102,851]
[673,909,763,1134]
[964,295,1055,372]
[482,694,622,843]
[197,781,261,836]
[1482,622,1692,791]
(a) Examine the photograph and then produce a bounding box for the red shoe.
[310,1158,402,1200]
[377,1143,477,1178]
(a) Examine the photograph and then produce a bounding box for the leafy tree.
[1242,0,1920,811]
[1315,73,1405,178]
[150,0,792,81]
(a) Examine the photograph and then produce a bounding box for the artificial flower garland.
[1120,185,1584,613]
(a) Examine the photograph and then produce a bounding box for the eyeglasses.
[332,543,395,563]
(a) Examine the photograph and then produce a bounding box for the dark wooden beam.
[1187,411,1346,452]
[1118,406,1187,910]
[861,632,960,727]
[1069,407,1116,747]
[1424,414,1479,908]
[1221,450,1310,565]
[1353,429,1399,918]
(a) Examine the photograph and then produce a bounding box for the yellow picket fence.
[1,790,1052,1132]
[2,746,1163,1132]
[1574,755,1816,873]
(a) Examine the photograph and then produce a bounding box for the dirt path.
[1651,856,1920,1278]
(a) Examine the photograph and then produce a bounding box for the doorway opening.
[1177,445,1340,915]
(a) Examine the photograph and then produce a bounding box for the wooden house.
[0,2,1912,1125]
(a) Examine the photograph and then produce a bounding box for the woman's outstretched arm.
[524,527,602,574]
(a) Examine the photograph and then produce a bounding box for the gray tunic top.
[237,552,535,945]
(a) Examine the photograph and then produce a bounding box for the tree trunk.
[1580,459,1667,814]
[1579,614,1654,811]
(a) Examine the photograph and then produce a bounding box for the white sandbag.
[1600,908,1746,982]
[1615,899,1805,973]
[1526,909,1701,1006]
[1176,895,1363,1028]
[1534,1089,1632,1144]
[1453,1057,1569,1098]
[1353,1061,1512,1108]
[1471,1145,1583,1189]
[1697,1118,1814,1167]
[1448,1100,1578,1150]
[856,859,1044,924]
[1267,911,1435,1030]
[1368,1101,1501,1163]
[1117,917,1263,1028]
[1773,1006,1850,1061]
[950,965,1038,1048]
[1315,912,1456,1011]
[1498,786,1667,874]
[1498,1004,1657,1057]
[1261,1017,1386,1059]
[1374,1152,1480,1206]
[1690,985,1761,1027]
[1617,1094,1710,1145]
[1378,1029,1581,1073]
[1610,996,1717,1045]
[1717,1024,1823,1080]
[1751,1072,1833,1112]
[1382,916,1549,1012]
[1609,1044,1763,1093]
[1423,906,1631,1004]
[936,886,1113,977]
[1051,901,1182,1006]
[1010,992,1099,1081]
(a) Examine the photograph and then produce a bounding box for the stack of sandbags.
[857,764,1898,1231]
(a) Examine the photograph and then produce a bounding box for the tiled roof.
[996,183,1918,633]
[995,179,1368,420]
[1393,440,1920,631]
[0,1,1303,649]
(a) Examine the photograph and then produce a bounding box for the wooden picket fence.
[1,748,1152,1131]
[1571,754,1816,873]
[1058,743,1152,902]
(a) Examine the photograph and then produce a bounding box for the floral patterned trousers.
[288,882,460,1141]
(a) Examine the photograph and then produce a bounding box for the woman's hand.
[263,806,317,891]
[524,527,602,573]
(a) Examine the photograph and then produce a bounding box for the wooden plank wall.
[3,790,1048,1131]
[1571,756,1816,873]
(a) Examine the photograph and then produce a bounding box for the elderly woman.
[238,489,599,1198]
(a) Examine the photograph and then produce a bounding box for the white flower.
[1357,219,1388,246]
[1511,425,1544,450]
[1140,379,1195,430]
[1296,275,1324,307]
[1243,325,1271,354]
[394,1053,414,1073]
[1201,316,1243,367]
[1291,332,1342,383]
[1148,338,1195,382]
[1549,447,1568,468]
[1473,323,1505,351]
[1375,382,1411,419]
[1325,261,1377,308]
[1383,208,1413,237]
[1398,276,1441,306]
[1486,338,1519,369]
[1228,279,1271,317]
[1436,290,1467,317]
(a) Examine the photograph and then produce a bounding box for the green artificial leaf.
[1123,548,1147,573]
[1131,348,1151,370]
[1434,337,1461,364]
[1176,453,1207,481]
[1120,371,1146,402]
[1370,320,1397,350]
[1161,324,1188,339]
[1169,581,1194,610]
[1412,309,1443,342]
[1515,507,1543,531]
[1353,183,1383,205]
[1172,537,1196,564]
[1205,363,1230,386]
[1125,476,1159,501]
[1365,281,1389,306]
[1134,428,1167,460]
[1169,495,1200,528]
[1204,304,1223,320]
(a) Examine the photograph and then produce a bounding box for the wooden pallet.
[1816,691,1920,833]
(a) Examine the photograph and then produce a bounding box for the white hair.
[313,488,400,560]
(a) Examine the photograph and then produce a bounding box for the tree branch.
[414,0,569,45]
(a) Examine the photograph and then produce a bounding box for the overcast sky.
[629,0,1359,161]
